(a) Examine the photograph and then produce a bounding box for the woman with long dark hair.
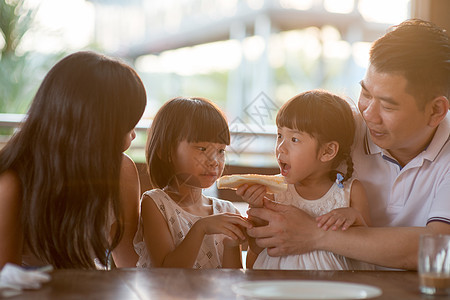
[0,51,147,269]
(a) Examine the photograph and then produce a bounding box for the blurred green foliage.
[0,0,62,114]
[0,0,35,113]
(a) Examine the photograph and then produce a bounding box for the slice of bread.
[216,174,287,194]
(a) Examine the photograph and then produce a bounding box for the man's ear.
[427,96,449,127]
[319,141,339,162]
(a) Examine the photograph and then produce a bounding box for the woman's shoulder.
[0,169,22,216]
[0,170,23,267]
[121,153,138,174]
[0,169,21,195]
[120,154,140,187]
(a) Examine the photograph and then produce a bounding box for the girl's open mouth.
[278,161,290,176]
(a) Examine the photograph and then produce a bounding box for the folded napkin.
[0,263,52,298]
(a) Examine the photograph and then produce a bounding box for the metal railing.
[0,113,278,166]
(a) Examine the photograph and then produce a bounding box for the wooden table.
[15,268,423,299]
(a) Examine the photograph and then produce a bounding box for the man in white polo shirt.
[245,19,450,270]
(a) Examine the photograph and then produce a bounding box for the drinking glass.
[418,234,450,295]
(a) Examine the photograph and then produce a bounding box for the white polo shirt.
[352,113,450,227]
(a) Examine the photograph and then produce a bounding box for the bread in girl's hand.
[216,174,287,194]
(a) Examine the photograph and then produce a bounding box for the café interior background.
[0,0,448,167]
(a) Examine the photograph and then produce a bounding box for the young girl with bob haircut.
[238,90,373,270]
[133,97,251,268]
[0,51,147,269]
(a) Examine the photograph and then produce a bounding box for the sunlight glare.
[324,40,351,59]
[282,30,305,52]
[21,0,94,53]
[321,26,342,41]
[279,0,313,10]
[246,0,265,10]
[359,0,410,24]
[268,35,286,68]
[324,0,354,14]
[243,35,266,61]
[136,40,242,76]
[302,27,322,60]
[352,42,371,68]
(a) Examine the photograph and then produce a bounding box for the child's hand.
[236,184,267,207]
[245,231,263,255]
[316,207,365,231]
[246,213,267,228]
[197,213,252,243]
[223,236,244,248]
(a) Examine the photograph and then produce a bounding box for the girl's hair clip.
[336,173,344,189]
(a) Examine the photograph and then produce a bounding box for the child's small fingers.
[342,219,353,230]
[257,188,267,198]
[250,186,266,200]
[248,185,266,197]
[316,214,330,227]
[238,218,253,229]
[230,215,253,228]
[230,227,246,240]
[236,184,250,196]
[334,218,345,228]
[247,190,264,206]
[316,216,330,229]
[324,217,338,228]
[223,228,240,240]
[223,222,245,240]
[255,185,267,193]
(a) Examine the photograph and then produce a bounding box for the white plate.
[232,280,382,299]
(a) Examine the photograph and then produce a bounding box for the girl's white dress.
[133,189,241,269]
[253,180,374,270]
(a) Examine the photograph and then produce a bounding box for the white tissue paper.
[0,263,52,298]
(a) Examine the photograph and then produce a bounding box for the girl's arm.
[348,179,371,226]
[245,248,259,269]
[221,205,252,269]
[243,224,264,269]
[194,214,250,269]
[0,170,23,268]
[142,194,206,268]
[316,180,371,231]
[222,244,242,268]
[141,194,186,267]
[110,154,140,267]
[142,196,251,268]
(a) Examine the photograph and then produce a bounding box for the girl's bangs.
[182,107,230,145]
[276,99,315,133]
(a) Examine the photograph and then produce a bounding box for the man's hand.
[246,198,323,257]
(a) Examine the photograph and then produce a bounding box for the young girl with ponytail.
[238,89,373,270]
